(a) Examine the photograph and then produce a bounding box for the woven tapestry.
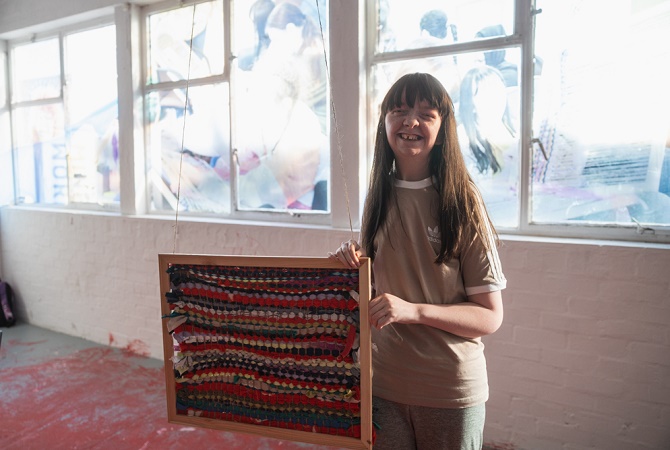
[159,254,373,449]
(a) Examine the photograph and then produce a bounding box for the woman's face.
[385,94,442,168]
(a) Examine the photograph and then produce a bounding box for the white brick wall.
[1,207,669,449]
[486,240,670,449]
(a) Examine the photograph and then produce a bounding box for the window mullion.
[1,44,14,205]
[116,4,145,215]
[517,0,534,233]
[59,32,73,205]
[330,0,363,230]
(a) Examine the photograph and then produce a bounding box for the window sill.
[2,205,668,250]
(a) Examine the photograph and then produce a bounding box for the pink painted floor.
[0,324,345,450]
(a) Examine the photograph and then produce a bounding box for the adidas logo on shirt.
[427,225,441,244]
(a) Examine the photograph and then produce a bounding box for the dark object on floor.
[0,278,16,327]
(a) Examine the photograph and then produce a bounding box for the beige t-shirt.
[370,177,506,408]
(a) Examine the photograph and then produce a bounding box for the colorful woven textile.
[164,264,363,438]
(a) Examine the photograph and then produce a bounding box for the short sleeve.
[459,194,507,295]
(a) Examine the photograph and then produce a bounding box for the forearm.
[368,291,503,338]
[412,294,503,339]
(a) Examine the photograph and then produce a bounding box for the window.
[371,0,520,228]
[145,0,330,216]
[4,0,668,243]
[531,0,670,229]
[9,23,119,207]
[370,0,670,240]
[145,1,230,214]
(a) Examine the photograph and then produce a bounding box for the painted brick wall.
[1,207,669,449]
[486,239,670,450]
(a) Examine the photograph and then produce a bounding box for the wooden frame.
[158,254,373,449]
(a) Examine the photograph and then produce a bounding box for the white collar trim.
[394,176,434,189]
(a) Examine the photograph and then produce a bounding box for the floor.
[0,323,344,450]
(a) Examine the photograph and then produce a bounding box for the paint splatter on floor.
[0,346,344,450]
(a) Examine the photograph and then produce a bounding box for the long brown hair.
[361,72,498,264]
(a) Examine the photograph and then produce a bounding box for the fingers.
[369,294,414,330]
[369,296,389,329]
[329,240,361,268]
[372,311,388,330]
[372,308,395,330]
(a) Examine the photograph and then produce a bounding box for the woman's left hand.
[369,293,419,330]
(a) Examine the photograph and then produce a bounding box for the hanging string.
[315,0,355,240]
[173,5,198,254]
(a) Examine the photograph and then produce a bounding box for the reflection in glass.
[475,25,518,87]
[233,0,329,212]
[65,25,119,205]
[9,26,119,207]
[11,38,61,102]
[148,84,231,214]
[376,0,514,53]
[459,65,519,227]
[147,0,224,84]
[532,0,670,226]
[374,47,521,227]
[13,104,67,204]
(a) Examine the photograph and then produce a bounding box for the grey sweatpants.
[372,396,485,450]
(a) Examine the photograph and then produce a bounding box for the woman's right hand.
[328,239,363,268]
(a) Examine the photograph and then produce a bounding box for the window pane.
[11,38,61,102]
[13,104,67,204]
[532,0,670,226]
[377,0,514,53]
[147,84,231,214]
[65,25,119,205]
[147,0,224,84]
[373,47,521,228]
[233,0,329,212]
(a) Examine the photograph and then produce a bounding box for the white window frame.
[0,40,12,206]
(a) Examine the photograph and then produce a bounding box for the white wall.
[1,206,669,449]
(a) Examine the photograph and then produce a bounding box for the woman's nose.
[403,112,419,127]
